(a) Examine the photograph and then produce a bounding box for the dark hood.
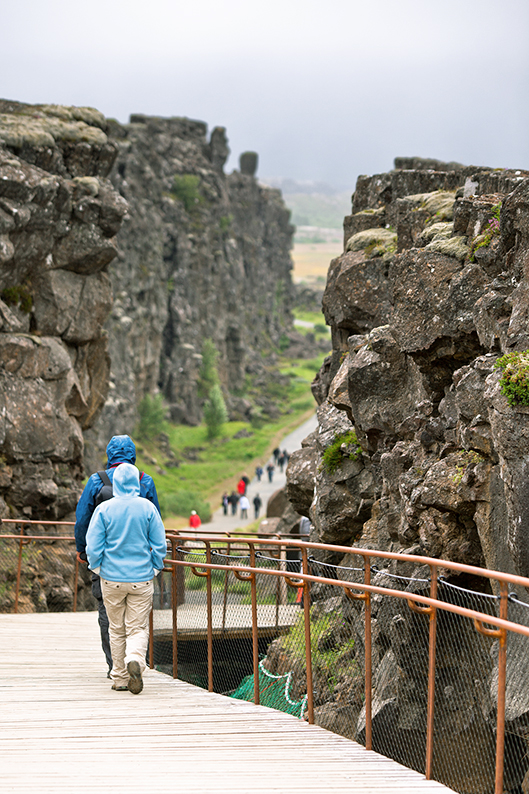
[106,435,136,467]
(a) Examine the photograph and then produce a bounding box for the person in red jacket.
[237,478,246,496]
[189,510,201,529]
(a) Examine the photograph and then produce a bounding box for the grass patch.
[135,352,325,522]
[494,350,529,406]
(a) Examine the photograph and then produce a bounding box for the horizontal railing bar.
[167,533,529,590]
[1,519,75,525]
[0,534,75,541]
[164,557,529,638]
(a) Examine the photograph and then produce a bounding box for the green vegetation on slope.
[134,349,326,523]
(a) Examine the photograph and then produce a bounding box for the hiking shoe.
[127,660,143,694]
[111,684,128,691]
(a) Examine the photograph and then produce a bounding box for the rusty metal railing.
[4,517,529,794]
[160,533,529,794]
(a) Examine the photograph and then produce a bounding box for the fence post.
[364,558,372,751]
[494,582,508,794]
[301,547,314,724]
[249,545,260,705]
[14,524,25,614]
[425,566,438,779]
[171,537,178,679]
[205,541,214,692]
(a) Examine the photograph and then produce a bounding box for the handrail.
[3,521,529,794]
[162,535,529,794]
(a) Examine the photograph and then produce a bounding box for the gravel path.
[201,413,318,533]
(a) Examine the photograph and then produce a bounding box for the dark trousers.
[91,572,112,671]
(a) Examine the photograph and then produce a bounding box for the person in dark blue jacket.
[75,435,161,675]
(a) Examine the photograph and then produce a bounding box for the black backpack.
[95,469,145,506]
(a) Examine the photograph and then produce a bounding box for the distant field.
[292,241,342,285]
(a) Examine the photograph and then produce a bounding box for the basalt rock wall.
[86,114,294,466]
[0,100,127,521]
[0,101,295,520]
[283,157,529,791]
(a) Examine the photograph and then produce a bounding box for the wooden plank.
[0,612,453,794]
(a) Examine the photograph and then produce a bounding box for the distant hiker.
[278,452,286,472]
[189,510,201,529]
[237,477,247,496]
[255,465,263,482]
[229,491,239,515]
[266,463,275,482]
[283,449,289,463]
[239,494,250,519]
[242,474,250,487]
[253,493,262,519]
[273,447,280,463]
[221,492,229,515]
[74,434,160,678]
[86,463,166,694]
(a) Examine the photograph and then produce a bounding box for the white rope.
[258,659,308,719]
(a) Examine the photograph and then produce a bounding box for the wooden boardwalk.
[0,612,453,794]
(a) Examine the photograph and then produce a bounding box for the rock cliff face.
[0,101,295,516]
[0,100,126,520]
[283,157,529,790]
[87,115,294,463]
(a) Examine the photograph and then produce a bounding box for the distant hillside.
[261,178,351,240]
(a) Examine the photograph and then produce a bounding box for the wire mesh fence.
[4,519,529,794]
[0,522,96,613]
[154,534,529,794]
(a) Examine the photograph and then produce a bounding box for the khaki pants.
[100,579,154,687]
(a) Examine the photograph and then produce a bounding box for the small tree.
[137,394,167,440]
[203,384,228,440]
[198,339,219,397]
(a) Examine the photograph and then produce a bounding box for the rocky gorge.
[0,99,297,527]
[272,156,529,792]
[0,100,300,612]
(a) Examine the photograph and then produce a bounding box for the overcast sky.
[2,0,528,189]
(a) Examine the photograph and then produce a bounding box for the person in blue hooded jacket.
[86,462,167,694]
[75,435,160,675]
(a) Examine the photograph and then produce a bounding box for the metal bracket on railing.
[190,566,209,578]
[233,568,254,582]
[284,575,304,588]
[473,619,505,639]
[407,599,434,615]
[344,586,368,602]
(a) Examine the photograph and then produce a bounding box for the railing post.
[494,582,508,794]
[364,558,372,751]
[425,566,438,779]
[205,542,214,692]
[171,538,178,679]
[149,609,154,669]
[14,524,24,614]
[73,552,79,612]
[249,545,260,706]
[222,539,231,634]
[301,547,314,724]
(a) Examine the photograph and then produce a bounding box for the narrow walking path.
[0,611,453,794]
[201,412,318,534]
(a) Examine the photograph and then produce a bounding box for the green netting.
[230,660,307,718]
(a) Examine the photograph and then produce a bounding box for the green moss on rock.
[424,235,469,262]
[346,227,397,259]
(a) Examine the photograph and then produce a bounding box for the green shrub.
[137,394,168,440]
[1,284,33,313]
[171,174,203,212]
[321,430,362,474]
[158,490,212,522]
[203,384,228,439]
[198,339,219,398]
[494,350,529,406]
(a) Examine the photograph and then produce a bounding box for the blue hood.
[106,435,136,467]
[113,463,140,498]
